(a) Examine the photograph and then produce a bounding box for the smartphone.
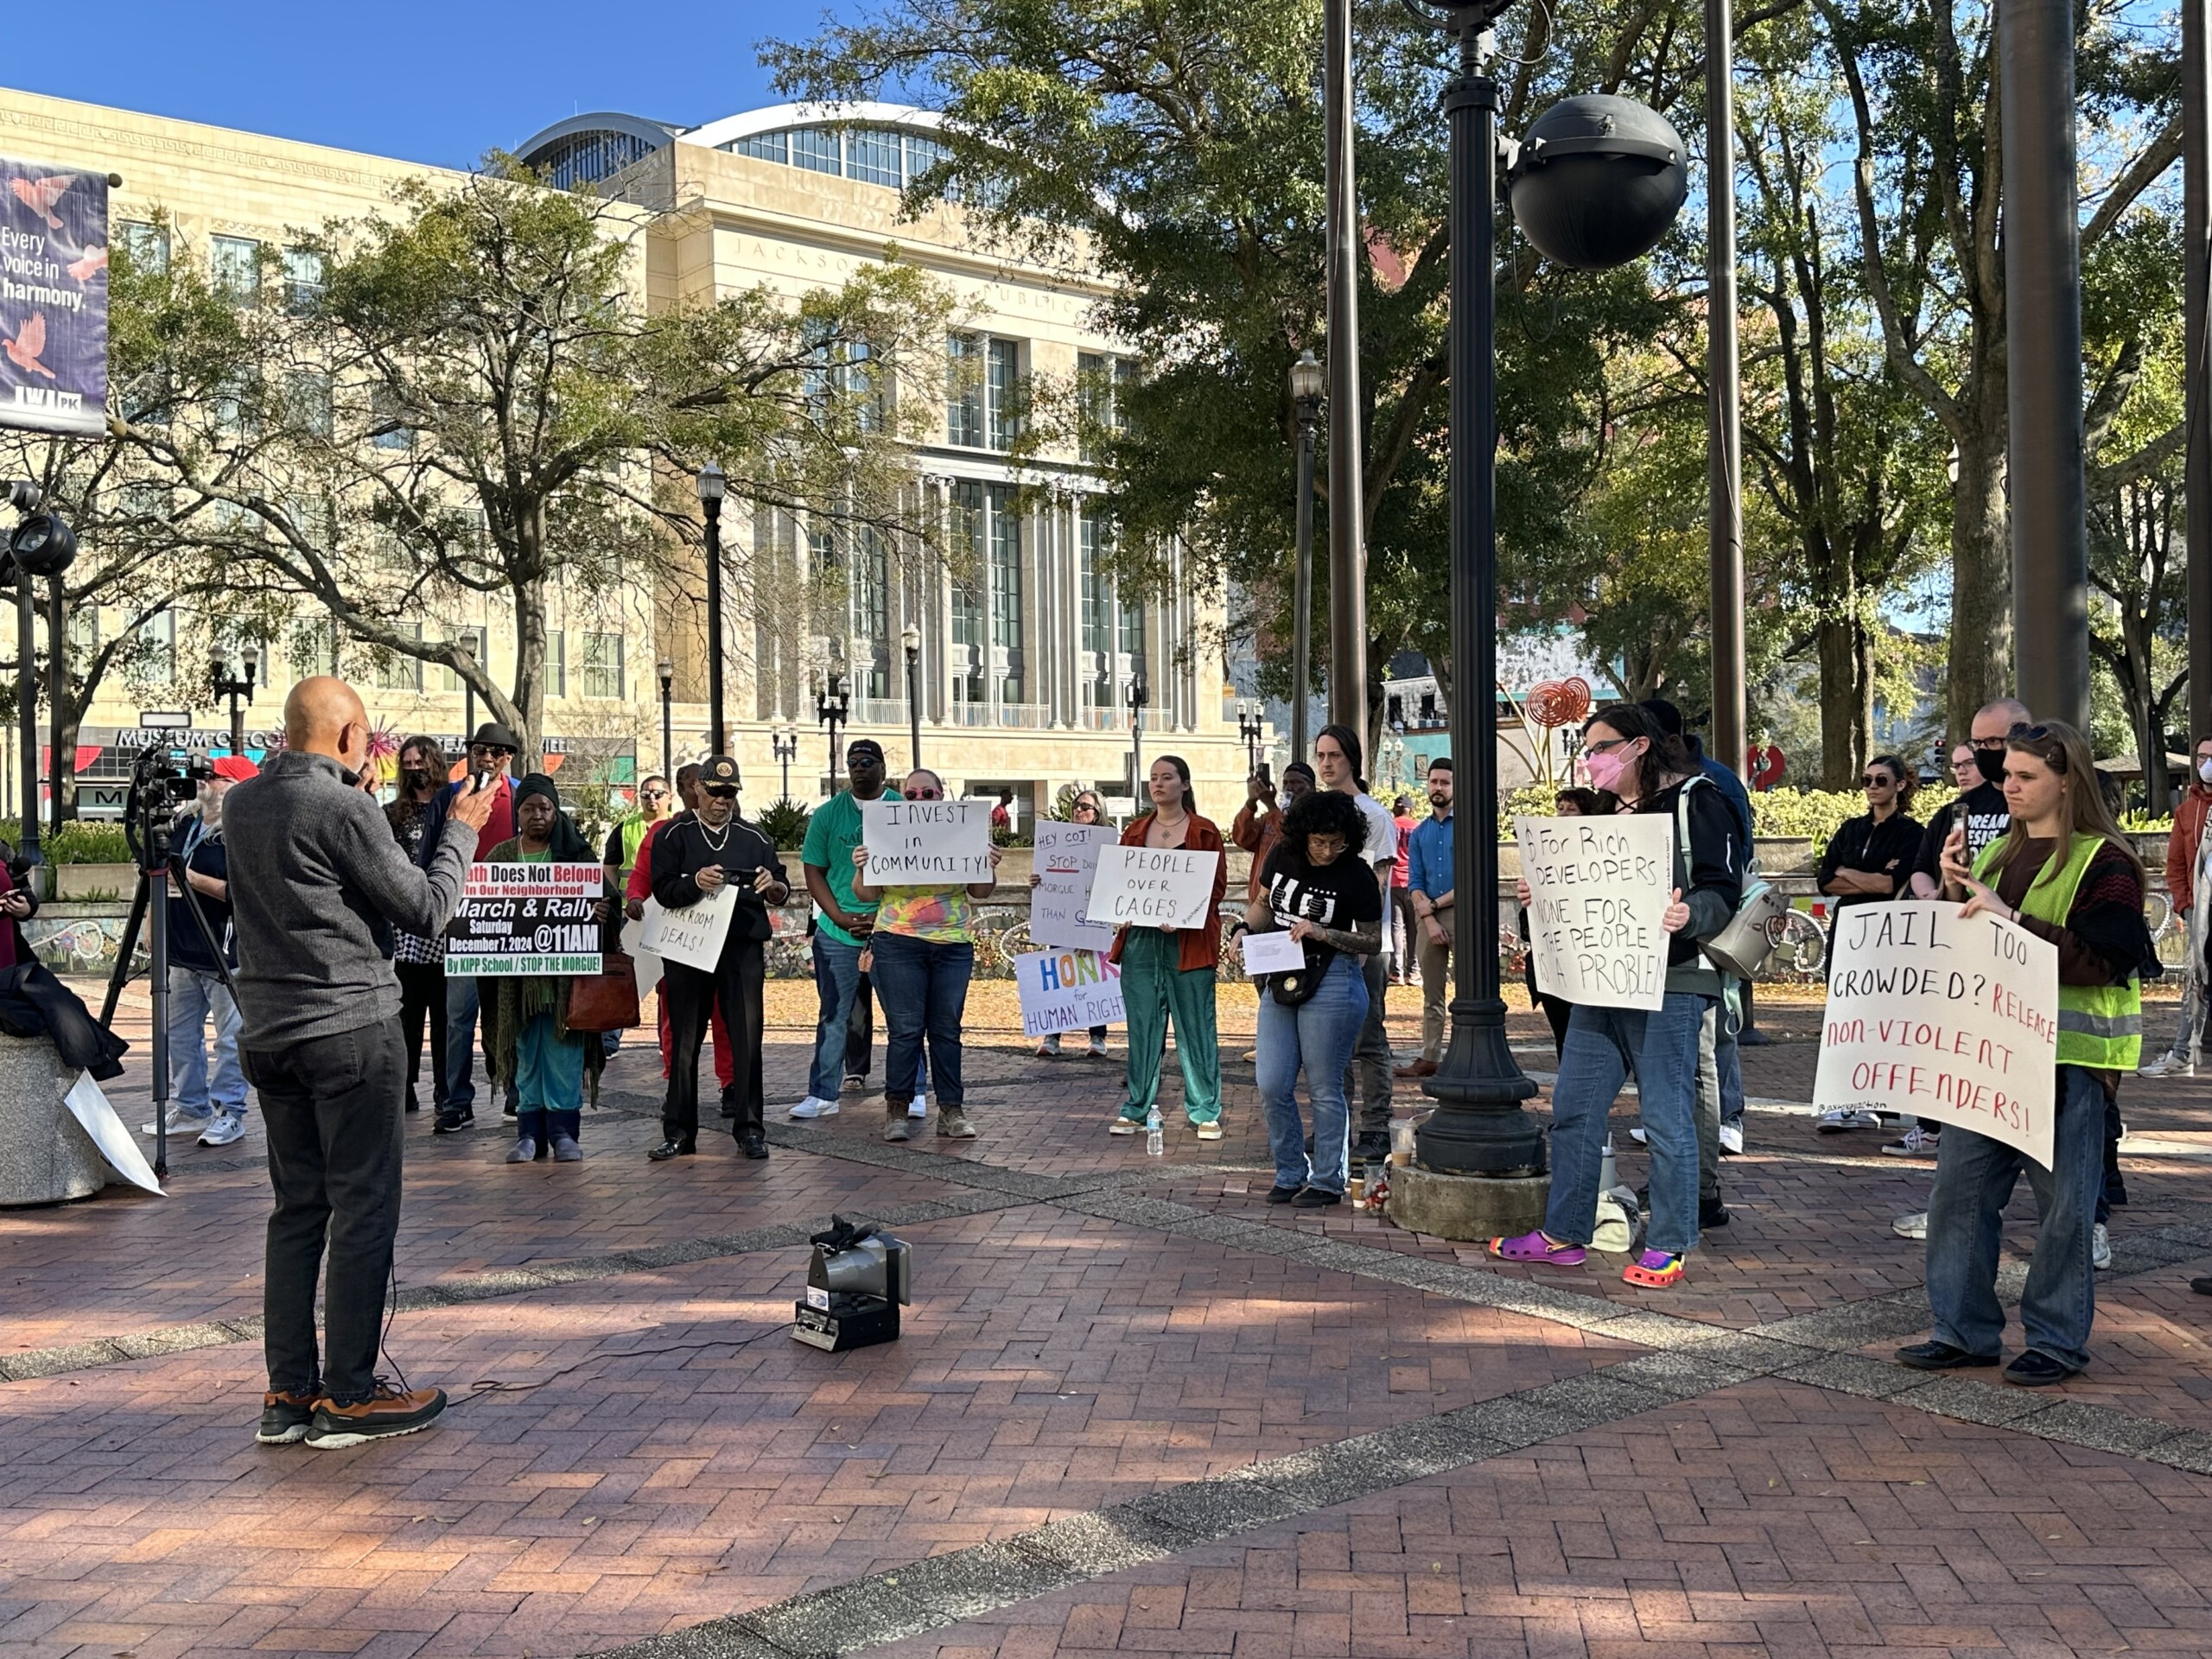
[1255,761,1272,787]
[472,770,494,794]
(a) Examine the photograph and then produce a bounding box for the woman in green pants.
[1106,756,1229,1140]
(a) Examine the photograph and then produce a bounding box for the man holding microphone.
[224,677,493,1448]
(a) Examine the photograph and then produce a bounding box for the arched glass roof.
[513,103,953,194]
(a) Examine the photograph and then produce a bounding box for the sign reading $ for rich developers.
[444,862,604,976]
[1514,814,1674,1013]
[1814,900,2059,1167]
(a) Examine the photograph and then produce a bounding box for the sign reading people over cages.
[0,156,109,438]
[443,862,604,976]
[1814,900,2060,1168]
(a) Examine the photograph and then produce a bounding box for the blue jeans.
[1925,1064,2106,1372]
[442,974,514,1113]
[870,931,969,1108]
[1716,980,1744,1127]
[168,963,246,1117]
[1256,956,1369,1195]
[808,933,867,1100]
[1547,993,1711,1255]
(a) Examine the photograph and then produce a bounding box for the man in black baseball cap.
[649,756,790,1160]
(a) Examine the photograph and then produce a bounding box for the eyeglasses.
[904,787,942,801]
[1583,736,1631,755]
[703,785,737,800]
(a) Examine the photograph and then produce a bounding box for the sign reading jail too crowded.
[1087,845,1221,931]
[1815,900,2059,1168]
[1514,814,1674,1013]
[443,862,604,976]
[861,798,996,885]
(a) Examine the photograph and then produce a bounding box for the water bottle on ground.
[1145,1102,1163,1156]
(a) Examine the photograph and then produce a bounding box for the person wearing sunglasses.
[594,775,672,1058]
[647,755,790,1162]
[1813,756,1925,1137]
[1898,719,2154,1387]
[850,769,1003,1141]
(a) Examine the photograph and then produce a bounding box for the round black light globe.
[8,512,77,577]
[1506,95,1688,271]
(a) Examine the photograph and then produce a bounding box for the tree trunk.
[1816,612,1859,790]
[1946,422,2012,740]
[510,575,548,771]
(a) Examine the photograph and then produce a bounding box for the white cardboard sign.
[1013,947,1126,1037]
[1815,900,2060,1168]
[861,798,996,885]
[1030,821,1121,950]
[1087,845,1220,931]
[639,885,736,974]
[61,1071,162,1195]
[1515,814,1675,1012]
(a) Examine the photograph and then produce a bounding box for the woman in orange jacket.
[1106,756,1228,1140]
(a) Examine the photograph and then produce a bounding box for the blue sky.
[11,0,874,169]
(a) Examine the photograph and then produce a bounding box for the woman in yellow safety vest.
[1898,718,2153,1388]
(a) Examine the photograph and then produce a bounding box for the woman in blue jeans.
[851,768,1002,1143]
[1493,702,1744,1288]
[1236,787,1384,1208]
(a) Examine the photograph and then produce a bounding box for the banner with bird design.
[0,156,108,437]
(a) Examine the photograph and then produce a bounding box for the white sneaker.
[1892,1211,1929,1240]
[1880,1125,1942,1158]
[197,1111,247,1147]
[909,1095,928,1119]
[2137,1053,2193,1078]
[142,1106,213,1137]
[1086,1038,1109,1058]
[1817,1109,1881,1133]
[788,1096,839,1119]
[2093,1222,2113,1270]
[1719,1122,1744,1156]
[1035,1035,1062,1057]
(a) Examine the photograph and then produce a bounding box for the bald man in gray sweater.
[224,677,493,1449]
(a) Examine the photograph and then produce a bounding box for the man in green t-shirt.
[791,737,889,1116]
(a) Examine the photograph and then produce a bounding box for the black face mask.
[1974,747,2008,785]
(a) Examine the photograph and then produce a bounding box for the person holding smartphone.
[647,754,790,1162]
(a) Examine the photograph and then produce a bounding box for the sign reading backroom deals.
[444,862,604,976]
[0,157,109,438]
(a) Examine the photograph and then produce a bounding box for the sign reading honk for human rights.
[1515,814,1674,1012]
[1087,845,1220,930]
[861,797,996,885]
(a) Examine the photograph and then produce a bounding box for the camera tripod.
[97,749,235,1179]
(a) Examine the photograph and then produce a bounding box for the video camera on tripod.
[97,742,236,1179]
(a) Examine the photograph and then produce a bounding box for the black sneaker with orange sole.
[256,1387,320,1445]
[304,1380,448,1448]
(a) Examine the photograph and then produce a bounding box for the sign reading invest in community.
[444,862,604,976]
[861,797,995,885]
[1029,820,1120,951]
[0,156,109,438]
[1014,946,1126,1037]
[1514,814,1674,1012]
[1815,900,2059,1168]
[1087,845,1220,931]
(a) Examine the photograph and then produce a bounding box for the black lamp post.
[1237,698,1266,778]
[657,654,675,778]
[817,673,850,791]
[4,484,75,875]
[211,645,258,758]
[1127,674,1149,796]
[901,620,923,767]
[772,724,798,802]
[1409,2,1686,1179]
[1288,349,1324,765]
[696,461,728,755]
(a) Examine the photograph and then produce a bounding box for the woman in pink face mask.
[1494,703,1744,1290]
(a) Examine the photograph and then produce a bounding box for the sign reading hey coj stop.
[444,862,604,976]
[1814,900,2059,1167]
[1028,820,1120,951]
[1515,814,1674,1012]
[0,156,110,438]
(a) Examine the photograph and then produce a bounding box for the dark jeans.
[1342,950,1394,1132]
[244,1016,407,1406]
[847,973,875,1077]
[663,941,766,1144]
[871,931,970,1108]
[396,961,448,1112]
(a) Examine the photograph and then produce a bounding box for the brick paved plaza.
[5,983,2212,1658]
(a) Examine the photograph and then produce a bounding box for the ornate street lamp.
[211,645,259,758]
[4,481,75,871]
[817,672,850,791]
[1127,674,1149,797]
[1288,349,1325,764]
[772,724,798,803]
[696,461,727,755]
[1237,698,1266,779]
[1406,0,1686,1191]
[901,620,923,768]
[657,654,675,778]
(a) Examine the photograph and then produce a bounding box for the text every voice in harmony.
[1814,900,2059,1167]
[861,798,995,885]
[1515,814,1673,1013]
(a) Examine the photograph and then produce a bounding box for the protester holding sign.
[647,756,789,1162]
[1103,758,1228,1140]
[485,775,613,1164]
[1898,719,2155,1387]
[1031,790,1113,1058]
[1238,788,1382,1206]
[852,768,1003,1143]
[1815,753,1927,1140]
[1493,702,1742,1288]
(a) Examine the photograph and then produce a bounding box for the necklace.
[698,817,733,852]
